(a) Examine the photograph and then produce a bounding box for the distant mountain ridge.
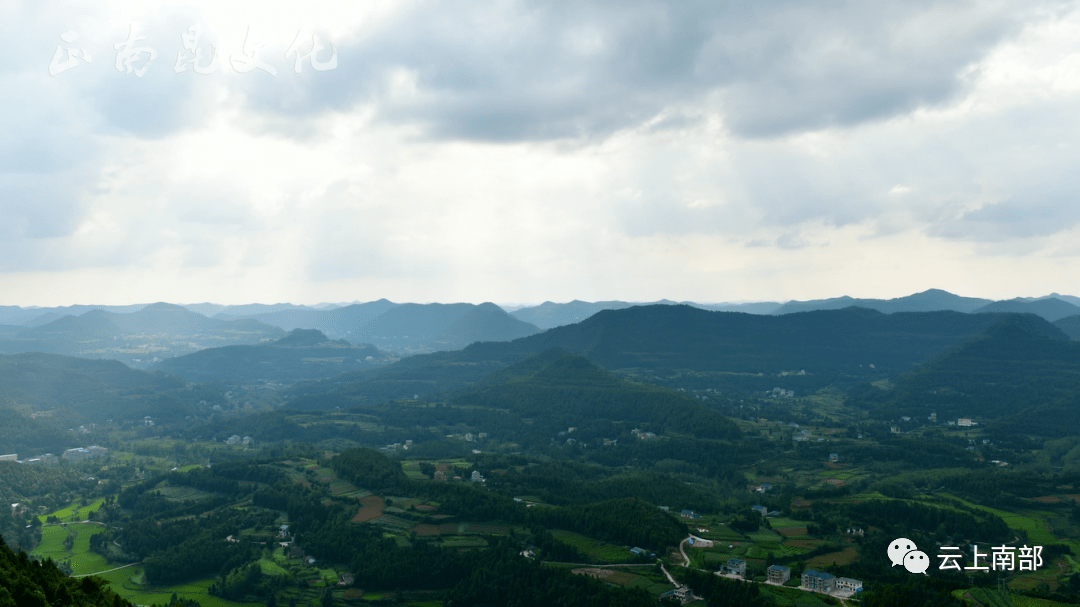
[0,301,542,367]
[771,288,994,315]
[214,300,540,354]
[972,297,1080,322]
[152,329,391,384]
[284,305,1024,406]
[0,303,284,367]
[1055,315,1080,340]
[504,289,1074,330]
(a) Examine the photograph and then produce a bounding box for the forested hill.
[451,349,742,441]
[0,353,224,434]
[1055,314,1080,340]
[515,305,1015,373]
[850,314,1080,437]
[152,329,390,384]
[1,537,133,607]
[285,305,1021,404]
[0,304,285,368]
[216,301,540,354]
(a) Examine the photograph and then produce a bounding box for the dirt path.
[72,562,139,578]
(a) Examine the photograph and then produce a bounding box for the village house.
[659,586,691,603]
[767,565,790,584]
[835,577,863,593]
[801,569,835,592]
[726,558,746,576]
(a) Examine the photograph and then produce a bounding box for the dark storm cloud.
[238,0,1043,141]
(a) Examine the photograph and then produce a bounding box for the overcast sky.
[3,0,1080,306]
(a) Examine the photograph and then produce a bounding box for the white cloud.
[2,0,1080,305]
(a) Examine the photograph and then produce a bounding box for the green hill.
[286,305,1018,404]
[972,297,1080,322]
[151,329,390,384]
[1053,314,1080,340]
[215,300,540,354]
[0,537,133,607]
[850,314,1080,437]
[772,288,993,315]
[0,304,284,368]
[0,352,223,441]
[451,349,741,441]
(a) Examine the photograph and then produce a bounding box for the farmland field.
[550,530,636,563]
[352,495,385,522]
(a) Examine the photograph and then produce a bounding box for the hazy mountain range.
[0,290,1078,372]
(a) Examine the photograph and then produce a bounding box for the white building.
[835,577,863,592]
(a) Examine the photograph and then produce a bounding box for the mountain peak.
[273,328,331,347]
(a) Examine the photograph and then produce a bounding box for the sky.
[3,0,1080,307]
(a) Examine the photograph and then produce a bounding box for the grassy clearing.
[257,558,288,576]
[550,530,635,563]
[32,522,110,575]
[156,485,217,501]
[77,499,106,519]
[964,587,1014,607]
[95,568,261,607]
[806,547,858,568]
[939,494,1056,543]
[767,518,806,529]
[746,530,784,544]
[1012,596,1075,606]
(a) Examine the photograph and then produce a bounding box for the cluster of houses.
[1,448,103,465]
[800,570,863,594]
[717,562,863,596]
[225,435,253,446]
[62,446,108,462]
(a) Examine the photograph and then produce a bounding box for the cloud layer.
[1,0,1079,305]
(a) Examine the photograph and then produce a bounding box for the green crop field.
[550,530,635,563]
[257,558,289,576]
[701,526,745,541]
[1012,596,1074,607]
[32,522,110,575]
[942,495,1059,545]
[77,499,106,519]
[747,530,784,544]
[94,568,262,607]
[964,587,1014,607]
[766,518,805,529]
